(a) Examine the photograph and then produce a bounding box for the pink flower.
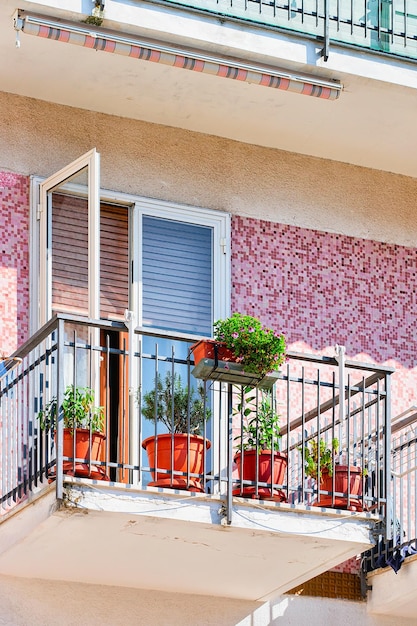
[232,332,239,339]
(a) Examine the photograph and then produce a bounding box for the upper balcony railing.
[1,314,393,534]
[160,0,417,62]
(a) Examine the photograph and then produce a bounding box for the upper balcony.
[0,314,394,600]
[1,0,416,176]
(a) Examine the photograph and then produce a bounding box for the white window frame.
[33,148,100,329]
[31,164,230,333]
[132,197,230,333]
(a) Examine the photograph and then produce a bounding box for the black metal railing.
[159,0,417,61]
[364,423,417,574]
[1,313,393,532]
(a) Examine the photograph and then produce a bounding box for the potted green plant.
[301,437,365,511]
[141,372,211,492]
[233,388,287,501]
[191,313,286,389]
[39,384,106,479]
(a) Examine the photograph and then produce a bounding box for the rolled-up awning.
[14,10,342,100]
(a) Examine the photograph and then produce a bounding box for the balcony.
[159,0,417,61]
[0,314,393,599]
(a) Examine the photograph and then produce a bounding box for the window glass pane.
[142,216,212,335]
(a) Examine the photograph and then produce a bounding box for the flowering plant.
[213,313,286,378]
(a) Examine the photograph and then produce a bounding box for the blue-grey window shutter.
[142,216,212,335]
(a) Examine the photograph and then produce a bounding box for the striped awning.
[14,10,342,100]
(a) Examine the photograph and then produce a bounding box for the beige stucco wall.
[1,91,416,247]
[1,575,416,626]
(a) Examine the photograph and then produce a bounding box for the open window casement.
[38,148,101,327]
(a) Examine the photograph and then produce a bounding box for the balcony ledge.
[0,480,377,601]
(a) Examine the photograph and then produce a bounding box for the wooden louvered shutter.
[100,204,129,320]
[52,194,129,319]
[52,194,88,315]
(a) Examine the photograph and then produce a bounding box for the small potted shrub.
[233,388,287,501]
[301,437,365,510]
[141,372,211,492]
[39,384,106,479]
[191,312,286,388]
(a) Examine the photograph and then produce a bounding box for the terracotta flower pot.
[314,465,364,511]
[233,449,287,502]
[191,339,235,365]
[142,433,211,492]
[62,428,108,480]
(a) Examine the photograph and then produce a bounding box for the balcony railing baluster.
[157,0,417,61]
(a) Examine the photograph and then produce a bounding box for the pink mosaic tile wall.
[0,172,30,354]
[231,216,417,413]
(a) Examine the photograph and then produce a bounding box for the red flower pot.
[191,339,235,365]
[314,465,364,511]
[233,449,287,502]
[62,428,108,480]
[142,433,211,492]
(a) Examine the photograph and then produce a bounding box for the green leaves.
[235,388,281,452]
[141,372,211,435]
[39,385,104,433]
[301,437,339,479]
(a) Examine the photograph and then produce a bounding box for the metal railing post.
[335,344,346,424]
[385,372,392,539]
[55,318,65,501]
[226,383,233,525]
[126,310,140,484]
[321,0,330,61]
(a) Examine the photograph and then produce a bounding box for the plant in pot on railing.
[141,372,211,492]
[233,388,287,502]
[191,313,286,389]
[39,384,106,480]
[301,437,365,511]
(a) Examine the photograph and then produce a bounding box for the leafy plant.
[141,372,211,435]
[301,437,339,480]
[235,388,281,452]
[83,1,104,26]
[39,384,104,433]
[213,312,285,378]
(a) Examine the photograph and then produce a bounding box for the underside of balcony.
[0,480,376,601]
[1,0,416,177]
